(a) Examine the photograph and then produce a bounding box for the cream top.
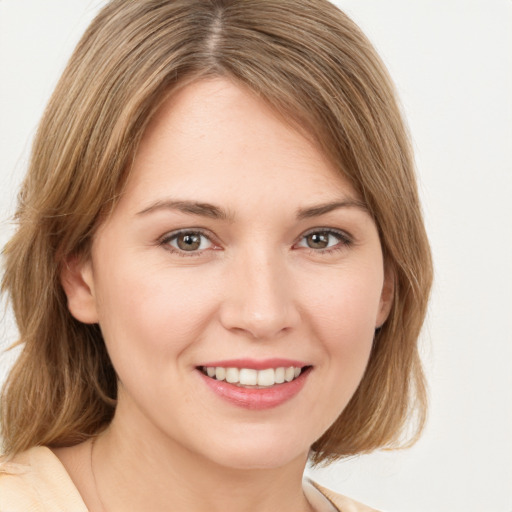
[0,446,379,512]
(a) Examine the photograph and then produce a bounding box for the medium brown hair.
[1,0,432,464]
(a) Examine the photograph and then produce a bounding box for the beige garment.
[0,446,379,512]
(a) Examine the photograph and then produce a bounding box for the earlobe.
[60,255,99,324]
[376,264,395,328]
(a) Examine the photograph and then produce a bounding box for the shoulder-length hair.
[1,0,432,464]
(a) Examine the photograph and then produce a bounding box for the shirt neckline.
[3,446,339,512]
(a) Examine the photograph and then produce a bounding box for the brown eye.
[297,229,351,253]
[305,232,330,249]
[163,231,213,254]
[177,233,202,251]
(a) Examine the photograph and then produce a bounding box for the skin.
[57,78,394,512]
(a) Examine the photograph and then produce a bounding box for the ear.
[60,254,99,324]
[376,263,395,328]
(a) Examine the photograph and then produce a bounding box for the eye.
[296,229,352,253]
[160,230,214,256]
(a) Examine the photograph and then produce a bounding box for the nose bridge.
[220,243,299,339]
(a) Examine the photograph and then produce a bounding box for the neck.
[92,403,313,512]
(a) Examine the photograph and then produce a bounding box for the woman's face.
[65,78,393,470]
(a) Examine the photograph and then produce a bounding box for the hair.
[1,0,432,465]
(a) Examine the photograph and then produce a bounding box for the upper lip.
[197,358,310,370]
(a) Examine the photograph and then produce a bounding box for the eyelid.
[158,226,353,257]
[294,227,353,252]
[159,228,219,257]
[298,227,352,243]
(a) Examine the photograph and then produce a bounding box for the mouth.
[198,365,312,389]
[196,362,312,410]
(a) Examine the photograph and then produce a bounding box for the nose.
[219,247,301,340]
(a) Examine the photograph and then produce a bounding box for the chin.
[209,448,308,471]
[194,427,312,471]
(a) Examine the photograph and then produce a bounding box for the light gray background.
[1,1,511,511]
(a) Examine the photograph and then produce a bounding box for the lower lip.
[198,368,311,410]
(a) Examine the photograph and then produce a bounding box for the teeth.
[285,366,295,382]
[257,368,275,387]
[225,367,239,383]
[239,368,257,386]
[202,366,305,387]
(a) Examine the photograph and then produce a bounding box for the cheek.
[301,264,383,399]
[92,257,218,377]
[304,261,384,343]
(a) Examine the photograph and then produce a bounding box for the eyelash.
[158,228,353,258]
[297,228,353,255]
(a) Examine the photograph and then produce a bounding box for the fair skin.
[57,78,393,512]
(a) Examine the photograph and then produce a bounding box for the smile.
[197,362,312,410]
[199,366,305,388]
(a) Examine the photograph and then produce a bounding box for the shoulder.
[305,478,381,512]
[0,446,87,512]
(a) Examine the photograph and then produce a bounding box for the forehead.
[120,78,360,214]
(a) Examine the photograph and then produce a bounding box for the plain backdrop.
[1,1,511,511]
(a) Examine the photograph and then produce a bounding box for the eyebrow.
[136,198,368,220]
[296,199,368,220]
[137,200,232,220]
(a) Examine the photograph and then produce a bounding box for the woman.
[0,1,432,511]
